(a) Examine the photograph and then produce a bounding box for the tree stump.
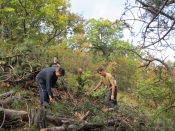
[29,108,47,129]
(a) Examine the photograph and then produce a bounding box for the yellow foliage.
[106,61,117,74]
[74,34,85,41]
[82,42,90,48]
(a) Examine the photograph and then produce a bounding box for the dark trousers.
[105,86,117,108]
[36,80,49,106]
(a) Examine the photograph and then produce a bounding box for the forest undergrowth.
[0,83,174,131]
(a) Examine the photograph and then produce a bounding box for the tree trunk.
[28,108,47,129]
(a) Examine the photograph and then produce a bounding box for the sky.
[69,0,174,61]
[70,0,128,21]
[69,0,136,42]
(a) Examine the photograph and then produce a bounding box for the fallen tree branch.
[0,91,16,99]
[166,105,175,112]
[0,107,75,125]
[0,107,28,121]
[0,94,22,106]
[46,115,75,126]
[40,125,74,131]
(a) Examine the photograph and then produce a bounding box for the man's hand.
[93,88,97,92]
[49,95,55,103]
[111,95,114,100]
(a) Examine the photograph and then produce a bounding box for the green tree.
[0,0,85,82]
[84,18,124,59]
[0,0,84,47]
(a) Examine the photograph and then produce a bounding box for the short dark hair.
[54,56,58,59]
[79,66,83,69]
[58,67,65,76]
[97,68,103,73]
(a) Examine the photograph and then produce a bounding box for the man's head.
[78,66,83,73]
[54,56,58,63]
[78,66,83,76]
[97,68,106,76]
[55,67,65,77]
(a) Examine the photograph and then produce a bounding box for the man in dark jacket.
[36,67,65,106]
[50,56,61,67]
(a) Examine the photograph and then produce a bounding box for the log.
[46,115,75,126]
[0,107,122,131]
[0,107,74,125]
[0,107,28,121]
[0,94,22,106]
[29,108,47,129]
[76,119,121,131]
[76,123,103,131]
[0,91,16,99]
[40,119,121,131]
[46,115,62,126]
[40,123,103,131]
[40,125,74,131]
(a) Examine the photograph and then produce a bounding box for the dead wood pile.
[0,89,150,131]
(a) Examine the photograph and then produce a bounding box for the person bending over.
[36,67,65,107]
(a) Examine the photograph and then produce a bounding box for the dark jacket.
[50,62,61,67]
[36,67,59,96]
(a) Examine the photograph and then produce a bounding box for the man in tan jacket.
[93,68,117,110]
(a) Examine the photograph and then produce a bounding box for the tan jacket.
[99,73,114,90]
